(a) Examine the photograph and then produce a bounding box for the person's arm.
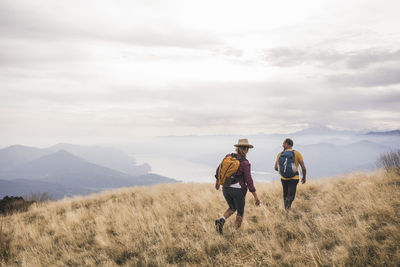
[215,180,220,190]
[299,160,307,184]
[251,191,260,206]
[243,162,260,205]
[215,166,220,190]
[274,153,280,172]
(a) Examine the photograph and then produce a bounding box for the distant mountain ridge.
[0,145,48,172]
[1,150,125,185]
[47,143,151,175]
[366,130,400,135]
[0,144,178,199]
[134,128,399,182]
[293,126,347,135]
[295,140,390,177]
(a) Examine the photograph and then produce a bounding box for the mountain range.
[1,127,399,197]
[122,128,400,181]
[0,144,178,199]
[366,130,400,136]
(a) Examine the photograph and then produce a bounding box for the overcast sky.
[1,0,400,146]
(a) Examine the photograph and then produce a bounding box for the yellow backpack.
[217,154,242,186]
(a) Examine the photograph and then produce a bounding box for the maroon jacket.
[215,153,256,196]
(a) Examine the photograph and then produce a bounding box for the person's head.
[282,138,294,150]
[234,139,254,158]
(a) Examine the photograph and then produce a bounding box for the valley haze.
[1,127,399,199]
[0,143,178,199]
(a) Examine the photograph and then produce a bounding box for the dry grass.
[1,170,399,266]
[379,149,400,173]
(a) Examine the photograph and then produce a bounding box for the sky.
[1,0,400,146]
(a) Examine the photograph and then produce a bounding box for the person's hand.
[301,177,306,184]
[255,198,260,206]
[215,182,220,190]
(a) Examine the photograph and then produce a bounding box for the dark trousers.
[222,187,245,217]
[281,179,299,210]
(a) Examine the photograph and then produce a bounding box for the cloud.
[1,77,400,143]
[262,47,343,67]
[0,1,221,49]
[327,66,400,87]
[346,50,400,69]
[4,78,399,133]
[262,47,400,69]
[1,0,400,145]
[212,48,244,58]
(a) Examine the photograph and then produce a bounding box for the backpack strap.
[231,153,247,183]
[289,150,299,176]
[231,153,246,163]
[292,150,299,176]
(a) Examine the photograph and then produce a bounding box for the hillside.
[0,146,178,199]
[1,170,399,266]
[0,144,150,176]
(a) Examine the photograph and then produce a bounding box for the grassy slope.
[1,170,399,266]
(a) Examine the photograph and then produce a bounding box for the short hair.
[284,138,294,147]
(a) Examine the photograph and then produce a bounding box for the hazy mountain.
[0,145,48,172]
[46,143,151,175]
[0,143,151,176]
[123,130,399,182]
[366,130,400,136]
[1,126,399,192]
[0,150,177,187]
[1,150,119,185]
[296,140,390,178]
[0,148,178,199]
[292,126,350,136]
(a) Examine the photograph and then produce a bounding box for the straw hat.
[234,138,254,148]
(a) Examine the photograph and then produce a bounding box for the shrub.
[0,196,35,215]
[378,150,400,173]
[24,192,53,202]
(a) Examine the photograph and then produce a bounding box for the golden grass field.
[1,169,399,266]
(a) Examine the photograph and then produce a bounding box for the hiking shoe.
[215,218,225,235]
